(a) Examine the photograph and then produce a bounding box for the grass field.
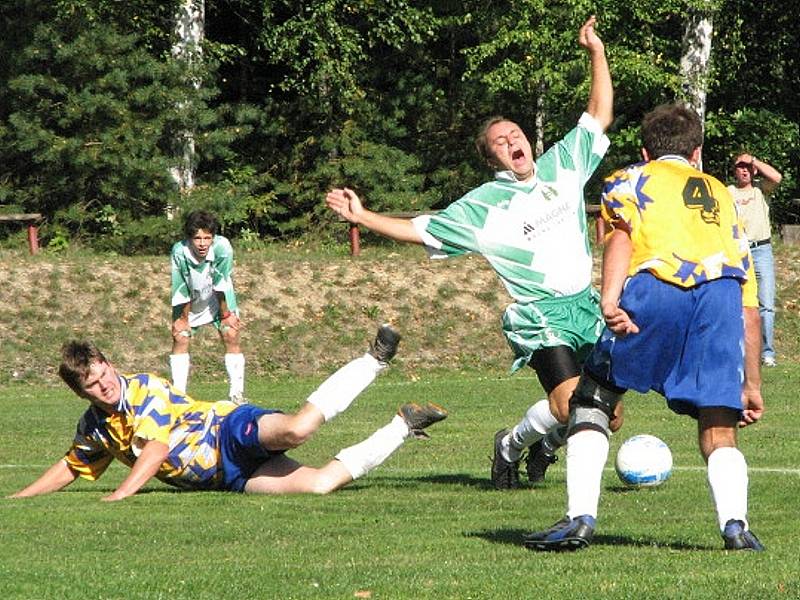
[2,365,799,599]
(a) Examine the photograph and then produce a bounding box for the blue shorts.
[584,273,745,418]
[219,405,285,492]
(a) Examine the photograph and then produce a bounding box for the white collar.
[495,169,536,184]
[656,154,691,165]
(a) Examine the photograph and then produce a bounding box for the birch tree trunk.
[170,0,204,196]
[680,3,714,169]
[534,81,545,158]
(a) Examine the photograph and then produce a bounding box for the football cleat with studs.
[525,439,558,483]
[523,515,596,551]
[369,324,401,364]
[398,402,448,439]
[491,429,521,490]
[722,519,765,551]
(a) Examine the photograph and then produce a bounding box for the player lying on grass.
[523,104,765,552]
[327,16,622,489]
[8,326,447,501]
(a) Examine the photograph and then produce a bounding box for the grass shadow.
[466,528,714,551]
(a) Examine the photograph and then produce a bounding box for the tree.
[171,0,205,193]
[0,6,211,246]
[679,1,715,127]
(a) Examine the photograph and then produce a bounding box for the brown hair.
[59,340,107,397]
[641,104,703,159]
[183,210,219,238]
[474,116,508,165]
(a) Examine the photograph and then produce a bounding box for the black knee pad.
[568,375,624,438]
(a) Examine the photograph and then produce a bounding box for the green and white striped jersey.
[412,113,609,303]
[170,235,238,327]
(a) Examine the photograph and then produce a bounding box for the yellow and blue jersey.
[63,374,238,490]
[601,157,757,307]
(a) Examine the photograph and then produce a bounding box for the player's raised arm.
[325,187,423,244]
[579,16,613,132]
[8,459,78,499]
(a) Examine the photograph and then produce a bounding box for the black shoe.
[491,429,521,489]
[525,439,558,483]
[398,402,448,439]
[369,324,401,364]
[523,515,595,551]
[722,519,765,551]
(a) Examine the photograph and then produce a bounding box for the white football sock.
[707,446,749,531]
[307,353,382,422]
[335,415,409,479]
[566,430,609,519]
[169,353,190,393]
[504,400,558,461]
[224,353,246,397]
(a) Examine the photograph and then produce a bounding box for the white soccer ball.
[615,434,673,487]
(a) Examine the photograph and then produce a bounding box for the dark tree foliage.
[0,0,797,251]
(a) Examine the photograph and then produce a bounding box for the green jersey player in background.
[326,16,622,489]
[170,210,246,404]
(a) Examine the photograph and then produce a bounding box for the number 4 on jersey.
[682,177,719,225]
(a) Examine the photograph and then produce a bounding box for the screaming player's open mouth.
[512,149,524,160]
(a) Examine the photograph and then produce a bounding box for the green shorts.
[502,287,603,373]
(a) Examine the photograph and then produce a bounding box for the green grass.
[2,367,799,599]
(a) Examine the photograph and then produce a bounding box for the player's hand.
[578,16,604,53]
[739,388,764,427]
[601,303,639,336]
[222,312,243,331]
[326,187,365,224]
[101,491,128,502]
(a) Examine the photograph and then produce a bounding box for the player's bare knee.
[281,424,314,449]
[567,374,624,438]
[221,327,240,348]
[172,333,190,351]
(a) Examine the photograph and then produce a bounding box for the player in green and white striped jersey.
[326,16,623,488]
[170,210,246,404]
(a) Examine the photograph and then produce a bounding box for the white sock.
[225,353,246,397]
[169,353,190,393]
[566,430,609,519]
[335,415,409,479]
[307,353,382,422]
[707,446,749,531]
[504,400,558,461]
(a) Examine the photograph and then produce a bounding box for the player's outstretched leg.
[334,402,448,480]
[523,515,596,551]
[307,324,401,422]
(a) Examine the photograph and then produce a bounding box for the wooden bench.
[0,212,43,254]
[780,199,800,246]
[343,205,604,256]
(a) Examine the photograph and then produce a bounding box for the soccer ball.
[615,434,672,487]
